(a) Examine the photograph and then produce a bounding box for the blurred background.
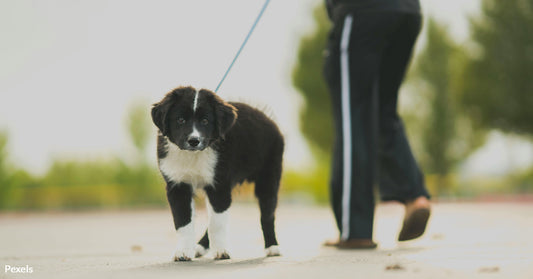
[1,0,532,210]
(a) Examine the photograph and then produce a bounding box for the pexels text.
[5,265,34,274]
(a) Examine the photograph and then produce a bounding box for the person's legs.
[376,13,431,241]
[377,13,429,203]
[325,11,401,243]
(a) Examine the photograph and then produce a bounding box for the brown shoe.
[324,238,378,249]
[398,207,431,241]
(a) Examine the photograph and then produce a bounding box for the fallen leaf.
[479,266,499,273]
[131,245,143,252]
[385,264,405,271]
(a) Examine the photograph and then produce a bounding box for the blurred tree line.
[0,101,165,210]
[2,0,532,209]
[290,0,533,200]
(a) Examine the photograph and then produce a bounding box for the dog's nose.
[188,137,200,147]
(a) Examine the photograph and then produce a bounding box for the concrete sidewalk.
[1,202,532,279]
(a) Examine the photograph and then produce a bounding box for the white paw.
[174,222,195,261]
[213,249,231,260]
[265,245,281,257]
[195,244,208,258]
[173,248,195,262]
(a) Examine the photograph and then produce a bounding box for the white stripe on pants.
[340,15,353,241]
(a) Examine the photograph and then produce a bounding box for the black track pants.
[323,10,430,240]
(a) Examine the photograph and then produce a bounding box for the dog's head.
[151,86,237,151]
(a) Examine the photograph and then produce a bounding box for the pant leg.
[324,11,401,240]
[324,17,347,235]
[377,13,430,203]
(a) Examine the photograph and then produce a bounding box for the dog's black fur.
[151,86,284,260]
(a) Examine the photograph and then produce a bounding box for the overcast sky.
[1,0,529,176]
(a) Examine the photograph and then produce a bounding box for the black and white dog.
[151,86,284,261]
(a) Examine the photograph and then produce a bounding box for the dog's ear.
[151,94,175,136]
[213,94,237,140]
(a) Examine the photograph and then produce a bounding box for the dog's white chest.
[159,141,218,189]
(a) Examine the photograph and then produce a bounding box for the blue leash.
[214,0,271,93]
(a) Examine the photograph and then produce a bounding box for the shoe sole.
[398,208,430,241]
[323,240,378,249]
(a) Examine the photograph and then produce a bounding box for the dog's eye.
[177,118,186,125]
[201,119,208,125]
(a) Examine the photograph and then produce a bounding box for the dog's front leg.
[167,182,195,261]
[205,186,231,260]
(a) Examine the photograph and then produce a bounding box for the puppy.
[151,86,284,261]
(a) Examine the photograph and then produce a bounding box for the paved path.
[1,202,532,279]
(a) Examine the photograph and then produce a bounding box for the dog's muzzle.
[184,136,205,151]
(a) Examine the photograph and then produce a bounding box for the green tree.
[126,100,152,163]
[123,99,163,203]
[292,5,332,158]
[407,19,485,193]
[461,0,533,135]
[0,131,37,209]
[287,5,334,203]
[0,131,10,207]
